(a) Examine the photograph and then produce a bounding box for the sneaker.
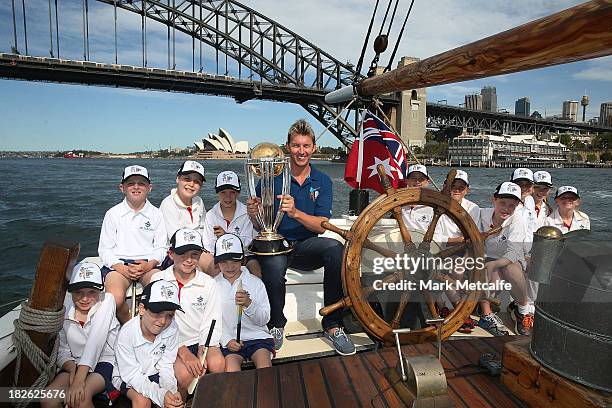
[270,327,284,350]
[511,308,534,336]
[458,317,477,334]
[324,327,356,356]
[478,313,509,336]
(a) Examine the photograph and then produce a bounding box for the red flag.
[344,111,408,194]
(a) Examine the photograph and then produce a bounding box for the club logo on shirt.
[192,295,206,308]
[153,343,167,356]
[141,220,154,231]
[233,226,241,234]
[500,235,507,241]
[310,187,320,201]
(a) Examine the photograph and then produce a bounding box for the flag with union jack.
[344,110,408,194]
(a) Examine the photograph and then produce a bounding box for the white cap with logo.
[214,233,245,264]
[533,171,553,187]
[215,170,241,193]
[407,164,429,178]
[555,185,580,199]
[68,262,104,292]
[122,165,150,183]
[494,181,523,202]
[141,279,183,313]
[510,168,534,183]
[170,228,204,254]
[177,160,205,181]
[454,170,469,185]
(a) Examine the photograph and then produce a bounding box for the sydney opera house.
[193,128,249,159]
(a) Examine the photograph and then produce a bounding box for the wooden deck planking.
[194,337,527,407]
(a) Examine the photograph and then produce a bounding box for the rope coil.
[11,300,65,408]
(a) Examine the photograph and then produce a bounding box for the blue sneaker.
[324,327,356,356]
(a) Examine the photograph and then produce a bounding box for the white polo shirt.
[202,201,256,253]
[151,267,222,348]
[214,268,272,348]
[98,199,167,268]
[57,293,119,371]
[159,188,206,243]
[517,195,537,241]
[544,209,590,234]
[435,198,481,243]
[479,208,530,267]
[112,316,179,407]
[401,205,434,233]
[534,201,552,229]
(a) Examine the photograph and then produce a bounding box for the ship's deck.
[192,336,527,408]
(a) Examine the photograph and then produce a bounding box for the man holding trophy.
[245,119,356,356]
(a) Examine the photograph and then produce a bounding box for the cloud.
[573,57,612,82]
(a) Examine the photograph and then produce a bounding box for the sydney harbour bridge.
[1,0,608,147]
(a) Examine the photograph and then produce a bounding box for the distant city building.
[465,94,482,110]
[194,128,249,159]
[562,100,579,122]
[530,111,542,119]
[600,102,612,127]
[589,117,600,126]
[515,97,531,117]
[580,95,589,122]
[449,132,569,164]
[481,86,497,112]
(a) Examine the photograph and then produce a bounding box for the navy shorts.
[120,373,159,397]
[59,362,117,401]
[221,338,275,360]
[100,266,113,281]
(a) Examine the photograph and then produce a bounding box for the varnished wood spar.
[358,0,612,96]
[15,241,79,386]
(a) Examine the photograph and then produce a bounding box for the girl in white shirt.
[545,186,590,233]
[42,263,120,408]
[532,171,554,229]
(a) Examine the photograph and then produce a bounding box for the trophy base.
[248,236,292,256]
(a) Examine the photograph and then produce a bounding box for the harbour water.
[1,158,611,311]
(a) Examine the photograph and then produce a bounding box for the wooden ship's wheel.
[320,168,499,346]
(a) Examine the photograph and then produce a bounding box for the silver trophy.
[245,142,292,255]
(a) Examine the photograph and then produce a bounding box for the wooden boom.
[357,0,612,97]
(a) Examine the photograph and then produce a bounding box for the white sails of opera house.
[194,128,249,159]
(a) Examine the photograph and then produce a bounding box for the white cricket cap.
[141,280,183,313]
[555,185,580,199]
[170,228,203,254]
[407,164,429,178]
[177,160,205,181]
[215,170,241,193]
[533,171,553,187]
[214,233,244,264]
[494,182,523,202]
[510,168,534,183]
[121,165,150,183]
[68,262,104,292]
[454,170,469,185]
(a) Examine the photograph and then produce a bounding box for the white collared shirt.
[517,195,537,241]
[401,205,434,233]
[112,316,179,407]
[98,199,167,268]
[544,209,590,234]
[152,267,222,347]
[479,208,530,265]
[57,293,119,371]
[159,188,206,243]
[203,201,256,253]
[214,268,272,347]
[534,201,552,229]
[435,198,481,243]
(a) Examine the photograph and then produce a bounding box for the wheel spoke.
[363,238,400,259]
[362,271,402,297]
[419,209,443,250]
[436,241,468,258]
[391,291,412,329]
[423,290,439,318]
[376,164,416,249]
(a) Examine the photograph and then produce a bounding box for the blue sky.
[1,0,611,152]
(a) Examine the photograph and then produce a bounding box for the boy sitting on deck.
[43,262,120,408]
[98,165,167,323]
[214,233,274,372]
[113,279,184,408]
[201,170,262,278]
[159,160,214,272]
[151,228,225,394]
[478,182,533,336]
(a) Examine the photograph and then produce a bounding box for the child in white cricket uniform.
[545,186,590,233]
[401,164,434,233]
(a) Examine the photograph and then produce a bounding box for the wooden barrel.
[531,235,612,392]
